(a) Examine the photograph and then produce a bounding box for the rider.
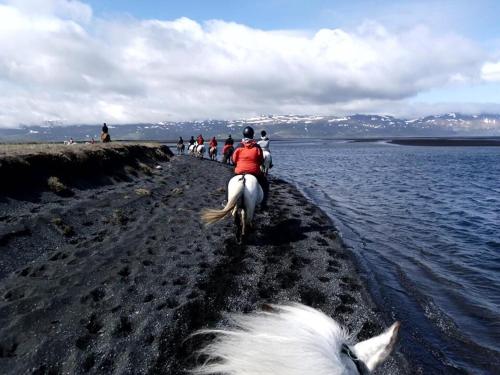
[209,136,217,149]
[197,134,204,145]
[257,130,270,152]
[225,134,234,146]
[232,126,269,209]
[101,122,111,143]
[189,136,195,146]
[257,130,272,168]
[177,136,184,146]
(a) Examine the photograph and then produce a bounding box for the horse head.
[191,303,400,375]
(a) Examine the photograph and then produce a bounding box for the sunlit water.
[268,140,500,374]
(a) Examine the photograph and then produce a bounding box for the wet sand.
[0,148,408,374]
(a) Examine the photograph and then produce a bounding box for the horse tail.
[201,177,244,225]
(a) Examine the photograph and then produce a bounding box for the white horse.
[201,174,263,241]
[209,146,217,161]
[196,144,206,158]
[177,143,185,155]
[261,150,272,175]
[188,144,196,156]
[192,303,400,375]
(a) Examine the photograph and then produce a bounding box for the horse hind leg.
[240,209,246,238]
[233,208,242,242]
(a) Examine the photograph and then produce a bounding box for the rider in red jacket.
[197,134,204,145]
[232,126,269,208]
[209,137,217,148]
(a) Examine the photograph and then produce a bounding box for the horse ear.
[353,322,400,372]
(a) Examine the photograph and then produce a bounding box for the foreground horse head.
[192,303,400,375]
[201,174,263,241]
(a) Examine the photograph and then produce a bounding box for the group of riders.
[177,126,272,209]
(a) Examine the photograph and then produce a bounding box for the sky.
[1,0,500,127]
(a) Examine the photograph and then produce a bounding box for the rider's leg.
[256,174,269,207]
[224,175,232,204]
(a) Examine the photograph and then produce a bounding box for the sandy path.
[0,155,408,374]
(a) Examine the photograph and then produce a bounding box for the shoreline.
[0,146,408,374]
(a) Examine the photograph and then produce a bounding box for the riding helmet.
[243,126,254,139]
[261,130,267,137]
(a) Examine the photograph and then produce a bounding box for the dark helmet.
[243,126,254,139]
[261,130,267,137]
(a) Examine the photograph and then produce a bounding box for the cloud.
[481,61,500,82]
[0,0,495,126]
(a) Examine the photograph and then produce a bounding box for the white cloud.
[481,61,500,82]
[0,0,495,127]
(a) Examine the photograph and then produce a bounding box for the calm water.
[270,140,499,375]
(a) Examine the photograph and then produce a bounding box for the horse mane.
[191,303,352,375]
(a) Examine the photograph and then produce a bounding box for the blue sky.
[85,0,500,40]
[0,0,499,125]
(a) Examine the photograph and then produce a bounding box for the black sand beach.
[0,144,408,374]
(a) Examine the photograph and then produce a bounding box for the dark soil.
[0,153,408,374]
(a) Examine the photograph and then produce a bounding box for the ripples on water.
[270,140,500,375]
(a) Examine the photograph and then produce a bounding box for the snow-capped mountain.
[1,113,500,142]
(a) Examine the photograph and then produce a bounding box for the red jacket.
[197,136,204,145]
[209,138,217,148]
[232,140,263,175]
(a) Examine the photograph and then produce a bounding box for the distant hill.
[1,113,500,142]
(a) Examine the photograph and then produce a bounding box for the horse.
[202,174,262,242]
[177,143,185,155]
[209,146,217,161]
[191,303,400,375]
[196,144,206,158]
[261,150,272,175]
[222,145,234,165]
[100,132,111,143]
[188,144,196,156]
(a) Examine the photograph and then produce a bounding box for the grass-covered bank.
[0,142,173,196]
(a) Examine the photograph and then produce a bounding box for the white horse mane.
[191,303,400,375]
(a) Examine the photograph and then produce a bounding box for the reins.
[341,344,364,374]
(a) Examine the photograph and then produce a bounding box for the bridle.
[341,343,365,374]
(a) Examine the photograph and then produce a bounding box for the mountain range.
[1,113,500,142]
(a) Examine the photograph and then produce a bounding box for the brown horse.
[222,145,234,164]
[101,132,111,143]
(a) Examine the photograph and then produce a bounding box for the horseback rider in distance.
[101,122,111,143]
[197,134,204,145]
[257,130,270,152]
[258,130,273,170]
[232,126,269,209]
